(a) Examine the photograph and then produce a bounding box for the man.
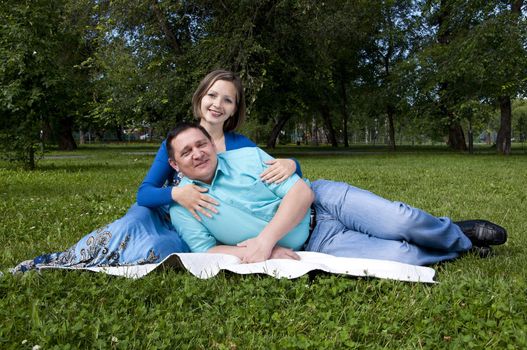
[168,123,507,265]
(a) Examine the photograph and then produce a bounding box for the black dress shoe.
[455,220,507,246]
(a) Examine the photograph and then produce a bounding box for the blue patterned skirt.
[13,204,190,273]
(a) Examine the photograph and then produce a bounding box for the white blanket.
[39,251,436,283]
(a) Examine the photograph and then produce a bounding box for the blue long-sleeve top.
[136,132,302,208]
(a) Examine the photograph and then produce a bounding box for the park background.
[1,0,527,168]
[1,0,527,349]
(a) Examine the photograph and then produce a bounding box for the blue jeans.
[305,180,473,265]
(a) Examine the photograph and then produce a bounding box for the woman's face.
[199,79,238,128]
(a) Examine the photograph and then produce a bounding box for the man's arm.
[230,179,314,263]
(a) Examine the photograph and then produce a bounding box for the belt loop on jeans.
[309,204,317,235]
[302,205,317,251]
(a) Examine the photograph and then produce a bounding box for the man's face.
[169,128,218,184]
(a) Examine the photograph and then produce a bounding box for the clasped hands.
[236,236,300,263]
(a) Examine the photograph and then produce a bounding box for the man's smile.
[194,158,210,168]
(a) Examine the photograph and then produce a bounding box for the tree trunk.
[115,125,123,142]
[512,0,523,14]
[320,104,338,147]
[266,115,291,148]
[386,104,396,151]
[27,144,35,170]
[151,0,183,55]
[57,117,77,150]
[497,95,512,155]
[79,129,85,145]
[437,1,466,151]
[468,119,474,154]
[339,74,350,148]
[493,1,524,155]
[447,122,467,151]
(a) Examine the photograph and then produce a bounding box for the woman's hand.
[171,184,219,221]
[260,158,296,184]
[237,237,274,263]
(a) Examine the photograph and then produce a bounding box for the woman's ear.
[168,158,179,172]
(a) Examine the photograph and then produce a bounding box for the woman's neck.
[201,122,226,152]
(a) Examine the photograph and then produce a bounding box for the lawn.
[1,144,526,349]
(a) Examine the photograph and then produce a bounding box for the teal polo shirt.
[169,147,310,252]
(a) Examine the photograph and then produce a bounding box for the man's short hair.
[166,122,212,160]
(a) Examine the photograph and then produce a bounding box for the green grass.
[1,145,526,349]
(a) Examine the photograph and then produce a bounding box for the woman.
[14,70,301,272]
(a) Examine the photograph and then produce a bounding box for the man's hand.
[260,159,296,184]
[237,236,275,263]
[269,246,300,260]
[171,184,219,221]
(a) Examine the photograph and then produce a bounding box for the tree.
[493,0,525,155]
[0,0,93,168]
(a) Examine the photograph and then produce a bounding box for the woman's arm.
[136,140,175,208]
[137,140,220,215]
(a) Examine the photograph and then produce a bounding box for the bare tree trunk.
[115,125,123,142]
[447,122,467,151]
[468,119,474,154]
[320,104,338,147]
[339,74,350,148]
[386,104,396,151]
[57,117,77,151]
[27,145,35,170]
[79,129,85,145]
[267,115,290,148]
[497,95,512,155]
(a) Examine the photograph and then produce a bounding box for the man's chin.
[192,168,214,183]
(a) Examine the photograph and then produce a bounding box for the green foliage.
[2,0,526,161]
[1,145,527,348]
[0,0,95,167]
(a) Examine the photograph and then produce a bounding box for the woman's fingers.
[260,159,294,184]
[189,209,201,221]
[260,166,283,183]
[200,194,219,207]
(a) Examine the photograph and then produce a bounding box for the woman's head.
[192,69,246,132]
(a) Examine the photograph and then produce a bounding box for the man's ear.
[168,157,179,172]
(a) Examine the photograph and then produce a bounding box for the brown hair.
[191,69,246,132]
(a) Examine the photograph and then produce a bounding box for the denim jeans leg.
[306,217,460,265]
[306,179,472,265]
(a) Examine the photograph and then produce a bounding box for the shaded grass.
[1,145,526,349]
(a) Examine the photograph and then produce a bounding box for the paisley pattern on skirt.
[13,204,190,273]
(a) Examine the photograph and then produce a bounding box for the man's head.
[167,123,218,184]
